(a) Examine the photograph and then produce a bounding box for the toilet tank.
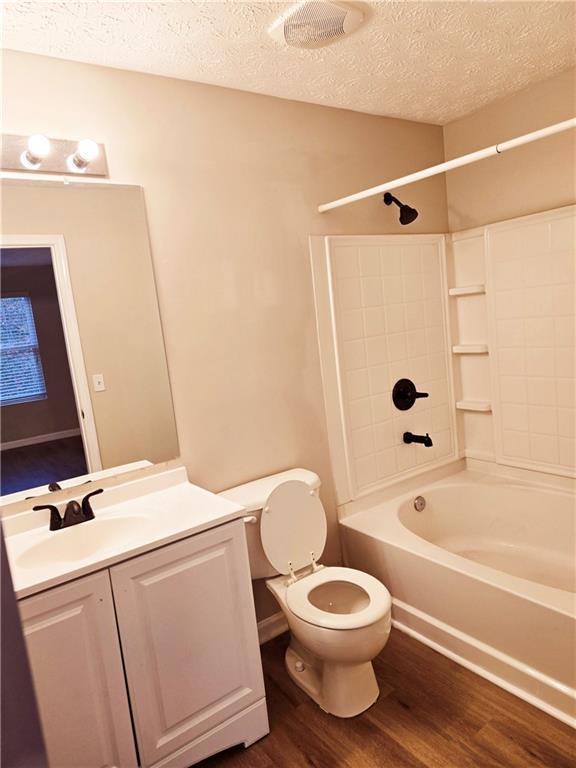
[219,468,321,579]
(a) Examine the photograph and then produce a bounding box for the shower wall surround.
[313,206,575,502]
[312,236,457,502]
[450,205,575,477]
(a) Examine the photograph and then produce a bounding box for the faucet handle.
[81,488,104,521]
[393,378,429,411]
[33,504,63,531]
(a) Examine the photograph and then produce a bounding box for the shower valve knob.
[393,378,429,411]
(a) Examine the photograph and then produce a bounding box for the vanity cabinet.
[19,519,267,768]
[111,520,266,767]
[19,571,137,768]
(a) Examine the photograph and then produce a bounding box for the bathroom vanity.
[4,467,268,768]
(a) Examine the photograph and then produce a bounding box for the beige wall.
[1,50,448,617]
[444,68,576,232]
[2,183,179,468]
[2,260,79,442]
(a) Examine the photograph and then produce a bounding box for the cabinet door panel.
[111,520,265,767]
[19,571,137,768]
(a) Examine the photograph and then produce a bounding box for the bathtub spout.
[403,431,433,447]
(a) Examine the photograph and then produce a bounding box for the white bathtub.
[339,469,576,726]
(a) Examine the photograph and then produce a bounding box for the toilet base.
[285,641,380,718]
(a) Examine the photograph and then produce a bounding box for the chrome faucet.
[403,431,433,448]
[34,489,104,531]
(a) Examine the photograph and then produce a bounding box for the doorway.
[0,239,101,495]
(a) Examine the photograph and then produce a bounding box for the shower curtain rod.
[318,117,576,213]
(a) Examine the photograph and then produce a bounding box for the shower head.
[383,192,419,225]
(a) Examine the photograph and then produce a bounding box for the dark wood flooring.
[1,436,87,495]
[201,630,575,768]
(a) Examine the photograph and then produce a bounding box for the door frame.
[1,234,102,472]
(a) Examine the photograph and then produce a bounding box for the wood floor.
[201,630,575,768]
[1,436,87,495]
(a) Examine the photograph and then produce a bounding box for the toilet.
[220,468,392,718]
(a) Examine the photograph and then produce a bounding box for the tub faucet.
[403,431,433,447]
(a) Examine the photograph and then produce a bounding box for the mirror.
[0,180,179,499]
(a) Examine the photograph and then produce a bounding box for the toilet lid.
[260,480,327,575]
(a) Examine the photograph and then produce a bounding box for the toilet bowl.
[220,469,392,718]
[269,565,391,717]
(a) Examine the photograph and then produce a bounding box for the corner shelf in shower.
[452,344,489,354]
[448,285,486,297]
[456,400,492,412]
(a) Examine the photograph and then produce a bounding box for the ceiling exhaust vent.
[268,1,365,49]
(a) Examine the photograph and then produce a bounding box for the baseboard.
[257,611,288,645]
[392,598,576,729]
[1,428,81,451]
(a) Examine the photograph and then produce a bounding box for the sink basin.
[3,465,246,599]
[16,516,160,569]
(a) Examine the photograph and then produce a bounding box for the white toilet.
[220,468,392,718]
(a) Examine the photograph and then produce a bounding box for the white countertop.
[3,466,246,600]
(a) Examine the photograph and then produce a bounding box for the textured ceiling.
[2,1,575,124]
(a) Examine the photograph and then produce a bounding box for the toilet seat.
[286,566,391,630]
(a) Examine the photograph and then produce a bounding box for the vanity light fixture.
[67,138,100,172]
[2,133,108,176]
[20,134,51,169]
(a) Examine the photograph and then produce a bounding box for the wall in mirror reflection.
[1,182,179,497]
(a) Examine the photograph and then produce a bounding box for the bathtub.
[339,468,576,726]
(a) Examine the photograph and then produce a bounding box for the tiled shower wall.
[329,237,455,496]
[449,205,575,477]
[317,208,574,502]
[487,208,575,475]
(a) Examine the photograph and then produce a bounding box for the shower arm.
[317,118,576,213]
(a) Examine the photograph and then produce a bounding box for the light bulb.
[77,139,99,163]
[20,134,51,169]
[28,134,51,159]
[67,138,99,172]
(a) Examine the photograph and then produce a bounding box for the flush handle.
[242,515,258,524]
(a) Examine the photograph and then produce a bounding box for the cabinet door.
[19,571,137,768]
[110,520,265,768]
